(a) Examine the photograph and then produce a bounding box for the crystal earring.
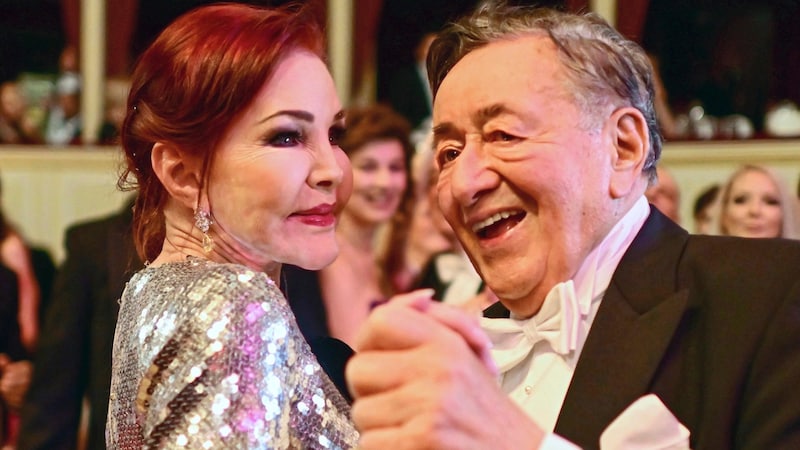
[193,208,214,254]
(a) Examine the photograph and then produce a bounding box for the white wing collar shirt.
[481,196,651,436]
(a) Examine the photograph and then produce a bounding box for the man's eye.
[437,148,460,167]
[487,130,517,142]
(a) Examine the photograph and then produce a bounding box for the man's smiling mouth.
[472,210,526,239]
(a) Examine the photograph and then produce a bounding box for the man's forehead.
[434,36,560,99]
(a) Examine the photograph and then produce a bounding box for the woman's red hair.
[118,3,325,262]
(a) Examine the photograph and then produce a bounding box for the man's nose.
[449,140,499,206]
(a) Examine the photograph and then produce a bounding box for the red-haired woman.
[106,4,364,447]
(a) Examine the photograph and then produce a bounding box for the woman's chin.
[291,251,338,271]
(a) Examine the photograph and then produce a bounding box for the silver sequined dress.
[107,258,358,449]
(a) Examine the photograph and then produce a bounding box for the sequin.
[239,271,255,282]
[107,258,357,449]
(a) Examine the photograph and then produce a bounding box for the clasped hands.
[346,290,545,450]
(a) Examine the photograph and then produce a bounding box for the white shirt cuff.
[540,433,581,450]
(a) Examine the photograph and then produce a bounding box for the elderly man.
[346,3,800,450]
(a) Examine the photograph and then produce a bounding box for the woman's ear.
[151,142,203,209]
[608,106,649,198]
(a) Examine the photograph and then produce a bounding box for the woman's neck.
[153,206,281,281]
[336,212,379,252]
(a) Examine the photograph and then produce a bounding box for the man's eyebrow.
[432,103,514,147]
[432,122,457,147]
[475,104,511,126]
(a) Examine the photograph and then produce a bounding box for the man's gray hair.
[426,1,662,181]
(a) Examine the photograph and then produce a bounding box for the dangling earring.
[194,208,214,254]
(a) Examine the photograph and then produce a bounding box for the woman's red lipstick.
[292,203,336,227]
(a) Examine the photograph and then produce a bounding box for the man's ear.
[607,106,649,198]
[151,142,203,209]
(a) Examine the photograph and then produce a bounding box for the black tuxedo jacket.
[486,208,800,450]
[18,201,141,450]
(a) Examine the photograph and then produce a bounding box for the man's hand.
[346,295,545,449]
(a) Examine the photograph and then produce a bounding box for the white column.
[327,0,353,106]
[80,0,105,144]
[590,0,617,28]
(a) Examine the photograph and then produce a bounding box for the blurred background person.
[693,183,720,234]
[43,46,82,146]
[717,164,800,239]
[412,181,489,312]
[0,175,41,354]
[43,71,81,146]
[284,104,414,349]
[404,138,488,312]
[403,136,462,293]
[0,81,26,144]
[18,198,140,450]
[97,77,131,145]
[0,265,31,449]
[0,81,42,145]
[644,165,681,224]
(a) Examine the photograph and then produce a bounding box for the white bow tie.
[481,281,580,374]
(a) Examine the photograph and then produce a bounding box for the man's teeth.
[472,211,515,232]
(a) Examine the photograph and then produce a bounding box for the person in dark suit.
[17,199,140,450]
[0,264,29,446]
[346,4,800,450]
[0,265,25,364]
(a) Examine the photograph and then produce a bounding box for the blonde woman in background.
[717,164,800,239]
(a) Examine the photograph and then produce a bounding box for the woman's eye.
[356,163,378,173]
[329,125,345,146]
[732,195,747,205]
[268,131,302,147]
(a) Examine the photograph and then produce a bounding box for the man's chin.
[490,285,545,319]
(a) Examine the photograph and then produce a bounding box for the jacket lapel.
[554,285,690,447]
[554,209,697,449]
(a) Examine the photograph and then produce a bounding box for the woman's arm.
[1,233,40,352]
